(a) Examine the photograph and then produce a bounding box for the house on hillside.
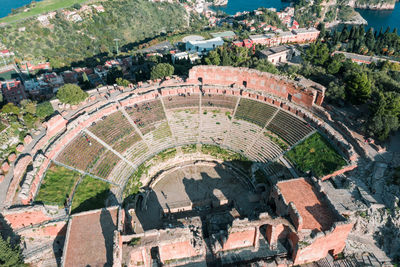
[1,80,27,104]
[185,37,224,53]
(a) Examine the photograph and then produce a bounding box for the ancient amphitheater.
[1,66,377,267]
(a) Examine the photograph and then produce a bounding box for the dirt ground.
[132,163,258,233]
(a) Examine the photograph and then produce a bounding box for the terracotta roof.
[63,207,118,267]
[277,178,337,231]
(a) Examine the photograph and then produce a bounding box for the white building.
[185,37,224,53]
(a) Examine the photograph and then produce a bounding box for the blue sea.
[211,0,290,14]
[0,0,399,33]
[0,0,41,18]
[357,7,400,32]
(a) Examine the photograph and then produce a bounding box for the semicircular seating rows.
[54,92,316,190]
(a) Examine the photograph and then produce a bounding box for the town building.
[1,79,27,103]
[234,28,320,49]
[185,37,224,53]
[257,45,296,65]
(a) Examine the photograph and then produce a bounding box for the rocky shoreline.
[213,0,228,6]
[347,0,397,10]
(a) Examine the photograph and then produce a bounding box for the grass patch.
[123,163,148,199]
[286,133,346,177]
[201,144,252,171]
[0,0,89,24]
[181,144,197,154]
[264,131,288,150]
[35,164,80,206]
[0,122,7,132]
[154,147,177,162]
[71,176,110,214]
[128,237,141,246]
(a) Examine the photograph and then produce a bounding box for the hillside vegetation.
[0,0,88,24]
[0,0,187,67]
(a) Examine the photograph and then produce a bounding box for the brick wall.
[187,66,325,108]
[292,223,354,265]
[159,241,200,263]
[220,228,257,252]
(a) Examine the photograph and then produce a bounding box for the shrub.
[57,84,88,105]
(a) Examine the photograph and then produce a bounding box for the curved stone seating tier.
[200,108,232,145]
[108,161,135,186]
[246,131,283,163]
[87,111,136,153]
[111,131,142,154]
[267,110,314,145]
[225,120,263,156]
[263,160,292,179]
[166,109,200,144]
[162,94,200,109]
[201,94,238,110]
[125,99,166,135]
[235,98,278,128]
[142,121,175,154]
[56,134,106,172]
[122,141,150,167]
[89,150,121,179]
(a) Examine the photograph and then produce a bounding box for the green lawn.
[0,0,89,24]
[35,164,80,206]
[286,132,347,177]
[71,176,110,214]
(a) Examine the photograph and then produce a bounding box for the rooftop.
[277,178,337,232]
[63,207,118,267]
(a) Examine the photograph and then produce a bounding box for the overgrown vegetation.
[286,133,346,177]
[57,84,88,105]
[71,176,110,213]
[0,0,187,67]
[35,164,80,206]
[297,25,400,141]
[123,163,147,199]
[264,131,289,150]
[181,144,197,154]
[0,0,88,24]
[0,235,26,267]
[201,144,252,171]
[128,237,141,246]
[0,100,54,161]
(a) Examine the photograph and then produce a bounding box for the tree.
[305,42,329,66]
[204,50,221,66]
[345,72,372,103]
[36,101,54,119]
[20,100,36,115]
[0,235,26,267]
[150,63,174,80]
[1,103,20,115]
[326,55,343,75]
[116,77,130,87]
[365,28,375,51]
[57,84,88,105]
[326,81,346,103]
[253,59,279,74]
[106,67,123,85]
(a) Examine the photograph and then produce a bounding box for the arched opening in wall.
[243,81,247,88]
[328,249,335,256]
[279,57,282,63]
[288,94,292,102]
[150,246,161,263]
[198,77,203,84]
[259,224,269,242]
